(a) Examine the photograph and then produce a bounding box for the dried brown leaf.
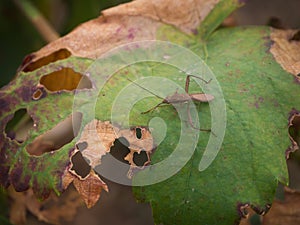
[77,120,118,168]
[76,120,153,173]
[62,120,154,208]
[9,186,83,225]
[270,29,300,77]
[102,0,219,33]
[63,168,108,209]
[22,0,219,71]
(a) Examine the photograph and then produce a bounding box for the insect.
[127,74,214,131]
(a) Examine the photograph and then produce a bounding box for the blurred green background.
[0,0,130,88]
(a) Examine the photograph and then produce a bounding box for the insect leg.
[186,101,211,132]
[141,102,166,114]
[185,74,212,93]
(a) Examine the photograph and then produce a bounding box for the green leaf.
[0,57,92,198]
[133,26,296,224]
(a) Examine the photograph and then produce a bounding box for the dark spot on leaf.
[40,68,93,92]
[15,84,35,102]
[32,178,51,200]
[0,149,10,187]
[10,165,30,192]
[21,49,72,72]
[109,137,130,164]
[70,151,91,179]
[26,112,82,156]
[133,151,148,167]
[5,108,34,143]
[289,30,300,41]
[29,158,38,171]
[0,99,9,115]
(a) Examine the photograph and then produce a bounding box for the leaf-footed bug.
[127,74,214,131]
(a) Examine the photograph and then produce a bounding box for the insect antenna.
[126,77,163,100]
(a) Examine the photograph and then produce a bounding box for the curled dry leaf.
[270,29,300,77]
[63,168,108,209]
[102,0,219,33]
[20,0,220,71]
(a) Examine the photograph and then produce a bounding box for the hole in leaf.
[40,68,93,92]
[109,137,130,164]
[5,108,34,143]
[133,151,149,167]
[21,49,72,72]
[70,151,91,179]
[26,112,82,156]
[135,127,142,139]
[76,142,88,151]
[32,89,43,100]
[289,114,300,146]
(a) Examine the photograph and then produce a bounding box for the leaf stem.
[13,0,59,43]
[197,0,244,40]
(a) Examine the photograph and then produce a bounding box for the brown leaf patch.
[270,29,300,77]
[76,120,154,170]
[23,0,219,71]
[9,186,83,225]
[63,167,108,209]
[102,0,219,33]
[77,120,118,168]
[63,120,154,207]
